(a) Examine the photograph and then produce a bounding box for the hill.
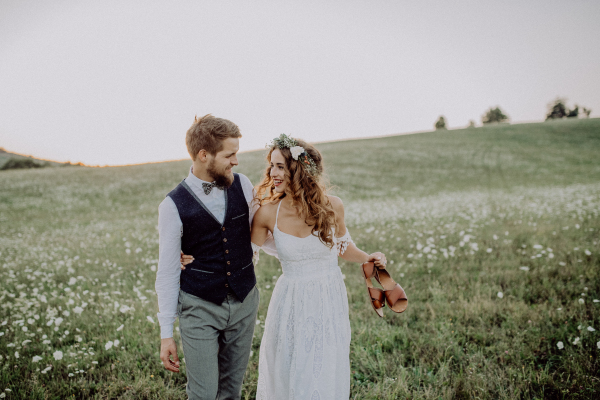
[0,147,82,170]
[0,118,598,398]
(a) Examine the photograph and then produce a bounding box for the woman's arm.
[329,195,387,267]
[251,204,273,247]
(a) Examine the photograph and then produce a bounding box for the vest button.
[223,238,227,242]
[225,283,229,287]
[222,227,226,231]
[227,272,231,276]
[227,261,231,265]
[225,250,229,254]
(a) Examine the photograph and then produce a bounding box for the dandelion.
[557,341,564,350]
[497,292,504,299]
[146,316,155,324]
[105,341,113,350]
[116,324,124,331]
[53,350,63,360]
[32,355,42,363]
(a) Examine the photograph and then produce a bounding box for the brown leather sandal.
[361,262,385,318]
[374,266,408,313]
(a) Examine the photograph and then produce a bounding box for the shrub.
[0,158,47,171]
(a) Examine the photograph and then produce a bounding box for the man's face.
[206,138,239,187]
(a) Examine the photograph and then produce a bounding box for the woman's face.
[270,149,288,193]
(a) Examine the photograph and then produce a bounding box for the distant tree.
[582,107,592,118]
[434,116,447,130]
[482,107,509,124]
[566,105,579,118]
[468,120,476,128]
[546,98,568,120]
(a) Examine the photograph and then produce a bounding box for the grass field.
[0,118,599,399]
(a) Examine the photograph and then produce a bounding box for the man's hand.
[180,251,194,270]
[160,338,180,373]
[367,252,387,269]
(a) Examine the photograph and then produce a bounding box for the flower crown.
[269,134,320,176]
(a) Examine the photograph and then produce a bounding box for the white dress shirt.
[155,168,259,339]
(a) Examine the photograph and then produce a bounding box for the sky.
[1,0,599,166]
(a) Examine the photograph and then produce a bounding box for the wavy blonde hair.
[255,139,338,248]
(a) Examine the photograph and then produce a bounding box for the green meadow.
[0,118,599,399]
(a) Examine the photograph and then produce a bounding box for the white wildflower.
[579,298,585,304]
[53,350,63,360]
[497,292,503,299]
[557,341,564,350]
[146,316,155,324]
[588,326,596,332]
[519,266,529,271]
[73,306,83,314]
[116,324,124,331]
[32,355,42,363]
[105,341,113,350]
[573,337,580,345]
[113,339,120,347]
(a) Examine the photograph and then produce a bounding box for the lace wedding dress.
[255,202,353,400]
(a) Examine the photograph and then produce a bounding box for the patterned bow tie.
[202,181,224,195]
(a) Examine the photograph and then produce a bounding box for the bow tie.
[202,181,224,195]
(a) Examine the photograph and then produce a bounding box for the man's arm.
[155,197,183,372]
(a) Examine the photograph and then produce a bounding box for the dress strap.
[275,201,282,230]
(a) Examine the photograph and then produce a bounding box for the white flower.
[113,339,120,347]
[579,298,585,304]
[497,292,503,299]
[73,307,83,314]
[54,317,64,327]
[597,341,600,349]
[573,337,580,345]
[519,266,530,271]
[146,316,155,324]
[68,277,77,285]
[53,350,63,360]
[32,355,42,363]
[290,146,305,160]
[105,341,113,350]
[116,324,124,331]
[557,341,564,350]
[14,351,19,359]
[588,326,596,332]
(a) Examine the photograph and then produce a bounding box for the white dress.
[256,202,353,400]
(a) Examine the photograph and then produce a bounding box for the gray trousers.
[178,287,259,400]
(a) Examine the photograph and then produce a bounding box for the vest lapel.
[180,180,225,226]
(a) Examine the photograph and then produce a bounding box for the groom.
[155,114,260,399]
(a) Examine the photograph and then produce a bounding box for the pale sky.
[1,0,599,166]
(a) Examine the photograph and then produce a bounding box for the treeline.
[0,149,84,171]
[434,98,592,130]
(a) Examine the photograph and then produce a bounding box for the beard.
[207,159,234,188]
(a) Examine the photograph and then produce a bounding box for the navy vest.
[167,173,256,305]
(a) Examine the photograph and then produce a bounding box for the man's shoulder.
[236,173,253,187]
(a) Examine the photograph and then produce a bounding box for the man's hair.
[186,114,242,160]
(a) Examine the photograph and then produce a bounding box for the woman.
[251,134,387,399]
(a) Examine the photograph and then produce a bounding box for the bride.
[251,134,387,399]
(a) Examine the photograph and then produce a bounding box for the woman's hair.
[255,138,338,248]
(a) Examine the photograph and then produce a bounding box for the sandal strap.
[362,262,376,279]
[384,284,407,305]
[368,287,385,309]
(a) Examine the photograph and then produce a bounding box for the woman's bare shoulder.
[327,195,344,211]
[255,200,279,222]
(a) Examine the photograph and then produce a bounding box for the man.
[155,114,261,399]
